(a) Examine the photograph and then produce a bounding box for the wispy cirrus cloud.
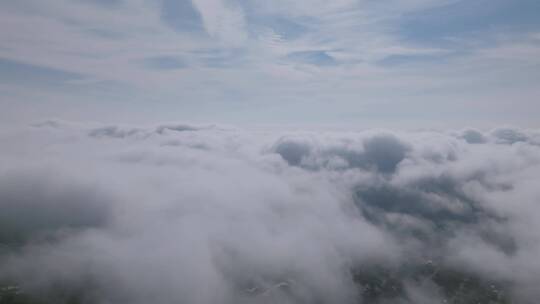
[0,0,539,126]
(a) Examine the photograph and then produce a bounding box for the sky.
[0,0,540,127]
[2,2,540,302]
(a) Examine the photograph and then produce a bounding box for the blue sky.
[0,0,539,127]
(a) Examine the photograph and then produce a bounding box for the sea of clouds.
[1,121,540,303]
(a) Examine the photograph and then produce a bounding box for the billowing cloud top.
[1,122,540,303]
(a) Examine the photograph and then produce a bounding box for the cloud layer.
[1,122,540,303]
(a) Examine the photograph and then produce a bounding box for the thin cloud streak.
[0,0,539,126]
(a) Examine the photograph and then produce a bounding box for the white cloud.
[191,0,248,46]
[1,122,540,302]
[1,1,539,126]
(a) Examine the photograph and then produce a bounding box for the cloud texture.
[1,122,540,303]
[1,1,540,126]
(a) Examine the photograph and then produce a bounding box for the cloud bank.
[1,122,540,303]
